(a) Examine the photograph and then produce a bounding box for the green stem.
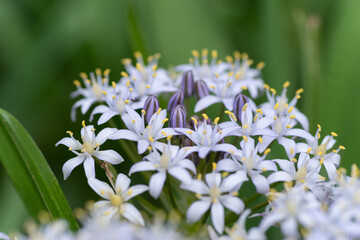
[251,200,269,212]
[166,174,178,210]
[201,209,210,224]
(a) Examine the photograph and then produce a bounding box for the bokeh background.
[1,0,360,234]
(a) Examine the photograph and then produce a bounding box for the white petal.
[256,117,273,129]
[280,217,298,238]
[211,201,225,234]
[129,161,157,175]
[62,156,85,180]
[149,172,167,199]
[293,109,309,131]
[250,172,270,194]
[274,159,295,174]
[284,128,314,141]
[122,203,145,226]
[115,173,131,192]
[108,129,140,141]
[93,200,111,209]
[258,136,276,152]
[55,137,81,149]
[90,105,110,121]
[176,159,197,174]
[194,95,221,112]
[221,195,244,214]
[323,160,337,181]
[137,139,150,154]
[93,150,124,165]
[212,143,237,154]
[81,98,97,114]
[98,111,119,125]
[0,232,9,240]
[278,137,296,159]
[222,98,234,111]
[88,177,114,199]
[125,185,148,201]
[198,146,211,158]
[186,200,211,223]
[96,128,117,145]
[220,173,248,192]
[205,173,222,188]
[217,159,239,172]
[168,166,192,184]
[84,156,96,178]
[267,171,293,184]
[257,160,277,172]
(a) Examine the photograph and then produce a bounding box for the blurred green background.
[1,0,360,234]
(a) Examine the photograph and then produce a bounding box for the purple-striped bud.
[169,105,187,128]
[167,90,184,114]
[143,96,159,124]
[194,80,209,100]
[181,70,194,97]
[233,93,248,122]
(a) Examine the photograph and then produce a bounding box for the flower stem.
[251,200,269,212]
[166,174,178,210]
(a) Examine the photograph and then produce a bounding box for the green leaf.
[0,108,78,230]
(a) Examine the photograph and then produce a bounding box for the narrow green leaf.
[0,108,78,230]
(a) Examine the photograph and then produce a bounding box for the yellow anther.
[101,190,105,196]
[262,168,267,172]
[270,88,276,95]
[286,125,291,129]
[68,147,72,151]
[331,132,338,137]
[126,80,130,87]
[319,158,325,165]
[232,191,239,196]
[209,85,216,89]
[121,71,128,78]
[288,106,294,113]
[191,50,199,58]
[243,125,248,129]
[318,176,326,180]
[73,80,81,86]
[162,118,169,124]
[307,147,312,153]
[233,51,241,59]
[148,146,152,151]
[291,158,297,162]
[214,117,220,125]
[214,73,219,78]
[283,81,290,88]
[161,131,167,136]
[132,76,136,81]
[296,88,304,95]
[166,135,173,141]
[222,172,229,178]
[219,130,223,134]
[241,86,248,90]
[121,58,132,65]
[254,115,259,122]
[273,116,277,120]
[224,110,237,121]
[318,152,323,156]
[134,51,142,58]
[242,103,248,112]
[258,136,263,143]
[131,119,135,123]
[152,73,157,78]
[263,84,270,90]
[274,103,279,110]
[317,124,321,131]
[242,135,248,142]
[235,72,241,79]
[85,79,91,84]
[212,162,217,171]
[229,150,234,154]
[156,108,162,115]
[152,65,158,72]
[154,53,161,59]
[201,48,208,57]
[211,50,218,58]
[82,120,86,127]
[196,173,202,180]
[296,95,301,99]
[317,132,321,139]
[129,88,133,92]
[202,113,209,120]
[332,150,338,153]
[290,115,296,119]
[125,100,130,104]
[91,128,96,132]
[79,72,88,79]
[241,157,246,162]
[111,81,116,89]
[191,117,198,125]
[136,63,142,70]
[195,193,202,199]
[225,56,233,63]
[148,136,154,142]
[257,61,265,69]
[102,78,107,83]
[228,72,234,77]
[186,130,193,134]
[203,130,207,134]
[247,59,254,66]
[226,81,233,87]
[104,68,111,76]
[339,146,345,150]
[256,109,263,113]
[101,91,107,95]
[264,148,271,155]
[290,147,294,154]
[127,189,133,196]
[66,131,73,136]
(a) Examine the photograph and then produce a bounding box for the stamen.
[191,117,198,125]
[121,71,128,78]
[212,162,217,171]
[214,117,220,125]
[152,65,158,72]
[196,173,202,180]
[242,135,248,142]
[125,100,130,104]
[257,62,265,69]
[263,84,270,90]
[161,131,167,136]
[339,146,345,150]
[258,136,263,143]
[241,86,247,90]
[73,80,81,86]
[157,108,162,115]
[191,50,199,58]
[264,148,271,155]
[141,110,146,115]
[317,124,322,131]
[319,158,325,165]
[79,72,88,79]
[211,50,218,58]
[104,69,111,76]
[166,135,173,141]
[148,146,152,151]
[307,147,312,153]
[274,103,279,110]
[242,103,248,112]
[288,106,294,113]
[331,132,338,137]
[148,136,154,142]
[283,81,290,88]
[233,51,241,59]
[112,81,116,89]
[186,130,192,134]
[101,91,107,95]
[66,131,73,136]
[222,172,229,177]
[202,113,209,120]
[162,118,169,124]
[82,120,86,127]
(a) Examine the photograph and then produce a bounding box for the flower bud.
[181,70,194,97]
[169,105,186,128]
[233,93,248,122]
[167,90,184,114]
[143,96,159,123]
[194,80,209,100]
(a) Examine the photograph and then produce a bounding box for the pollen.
[186,130,193,134]
[264,84,270,90]
[262,168,267,172]
[257,62,265,69]
[225,56,233,63]
[166,135,173,141]
[290,115,296,119]
[288,106,294,113]
[339,146,345,150]
[283,81,290,88]
[296,88,304,95]
[270,88,276,95]
[82,120,86,127]
[319,158,325,165]
[214,117,220,125]
[112,81,116,89]
[79,72,88,79]
[73,80,81,86]
[148,136,154,142]
[274,103,279,110]
[191,50,199,58]
[286,125,291,129]
[125,100,130,104]
[161,131,167,136]
[331,132,338,137]
[202,113,209,120]
[66,131,73,136]
[211,50,218,58]
[242,103,248,112]
[162,118,169,124]
[121,71,128,78]
[242,135,248,142]
[191,117,198,125]
[241,86,248,90]
[212,162,217,171]
[141,110,146,115]
[104,68,111,76]
[157,108,162,115]
[152,65,158,72]
[264,148,271,155]
[101,91,107,95]
[258,136,263,143]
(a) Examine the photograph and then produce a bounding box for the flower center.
[295,164,307,181]
[209,186,221,202]
[274,119,283,135]
[276,96,287,113]
[92,81,102,100]
[315,143,327,157]
[160,153,170,169]
[82,140,95,154]
[116,98,125,114]
[110,194,122,207]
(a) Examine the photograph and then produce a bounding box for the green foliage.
[0,109,78,230]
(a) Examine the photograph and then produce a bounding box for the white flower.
[109,106,178,154]
[71,69,112,121]
[88,173,148,225]
[260,185,322,239]
[183,171,248,234]
[129,143,197,199]
[208,209,266,240]
[175,115,237,158]
[217,137,277,194]
[56,122,123,179]
[297,126,344,181]
[175,49,229,84]
[261,82,309,131]
[17,220,74,240]
[120,53,177,108]
[90,85,135,125]
[0,232,9,240]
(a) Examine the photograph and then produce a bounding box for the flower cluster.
[47,49,359,240]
